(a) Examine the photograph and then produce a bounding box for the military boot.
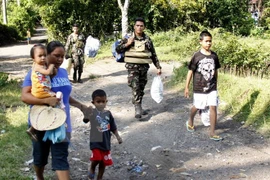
[78,72,82,83]
[140,101,148,115]
[141,107,148,115]
[73,70,77,83]
[134,104,142,118]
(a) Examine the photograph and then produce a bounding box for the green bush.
[250,27,265,37]
[8,5,36,38]
[0,72,9,86]
[0,24,19,46]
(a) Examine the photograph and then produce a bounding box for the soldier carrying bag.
[124,39,152,64]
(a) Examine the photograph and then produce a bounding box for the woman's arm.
[69,96,93,118]
[21,86,59,106]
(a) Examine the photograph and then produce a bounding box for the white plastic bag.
[201,106,210,126]
[151,76,163,103]
[84,35,101,57]
[200,93,219,126]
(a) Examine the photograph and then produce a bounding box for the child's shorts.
[90,149,113,166]
[193,91,218,109]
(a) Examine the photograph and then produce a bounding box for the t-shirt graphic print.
[188,51,220,94]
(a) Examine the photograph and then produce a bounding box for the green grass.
[0,104,33,179]
[218,74,270,135]
[0,80,36,179]
[0,80,25,108]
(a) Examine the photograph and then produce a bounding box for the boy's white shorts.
[193,91,218,109]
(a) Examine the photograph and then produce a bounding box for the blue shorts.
[32,130,70,171]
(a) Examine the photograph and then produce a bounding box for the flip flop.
[186,121,195,132]
[210,135,223,141]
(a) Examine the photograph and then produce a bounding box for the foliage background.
[2,0,270,44]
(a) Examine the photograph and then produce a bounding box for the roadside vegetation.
[0,72,30,179]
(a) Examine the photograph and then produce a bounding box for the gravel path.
[1,30,270,180]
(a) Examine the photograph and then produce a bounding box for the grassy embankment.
[1,28,270,178]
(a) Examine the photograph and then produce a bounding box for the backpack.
[111,34,130,63]
[112,39,125,62]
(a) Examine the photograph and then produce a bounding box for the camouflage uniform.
[65,33,85,83]
[116,32,161,116]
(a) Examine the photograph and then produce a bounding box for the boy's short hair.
[92,89,107,100]
[199,30,212,40]
[73,23,79,28]
[30,43,46,59]
[135,17,145,26]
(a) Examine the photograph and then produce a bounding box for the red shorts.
[90,149,113,166]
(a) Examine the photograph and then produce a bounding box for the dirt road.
[1,31,270,180]
[67,59,270,180]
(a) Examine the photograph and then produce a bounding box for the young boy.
[26,28,31,45]
[84,89,123,180]
[184,30,222,141]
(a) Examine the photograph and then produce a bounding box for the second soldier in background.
[65,24,85,83]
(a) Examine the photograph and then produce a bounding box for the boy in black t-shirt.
[84,89,122,180]
[184,30,222,141]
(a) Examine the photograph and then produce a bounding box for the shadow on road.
[0,27,48,59]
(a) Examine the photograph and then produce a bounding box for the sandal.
[186,121,195,132]
[210,135,223,141]
[88,172,95,180]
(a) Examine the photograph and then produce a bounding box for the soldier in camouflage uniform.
[65,24,85,83]
[116,17,162,118]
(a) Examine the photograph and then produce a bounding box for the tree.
[2,0,7,24]
[117,0,130,38]
[205,0,254,35]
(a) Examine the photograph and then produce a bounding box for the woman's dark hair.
[30,43,46,59]
[92,89,107,100]
[47,41,65,55]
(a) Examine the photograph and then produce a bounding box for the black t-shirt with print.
[188,50,221,93]
[89,109,117,151]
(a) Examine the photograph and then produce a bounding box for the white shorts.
[193,91,218,109]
